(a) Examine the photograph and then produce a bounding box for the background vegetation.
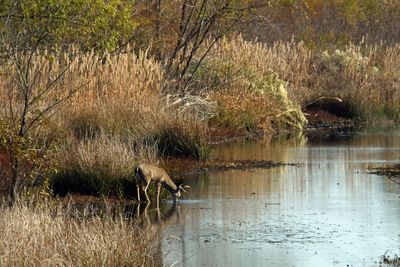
[0,0,399,201]
[1,1,399,264]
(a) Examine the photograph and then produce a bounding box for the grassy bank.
[205,37,400,123]
[0,201,160,266]
[1,36,400,199]
[0,49,208,198]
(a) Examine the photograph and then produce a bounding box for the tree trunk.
[8,158,20,207]
[154,0,162,60]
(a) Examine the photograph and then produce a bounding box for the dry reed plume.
[1,35,399,197]
[198,36,307,132]
[205,36,400,120]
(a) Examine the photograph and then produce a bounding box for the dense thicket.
[244,0,400,47]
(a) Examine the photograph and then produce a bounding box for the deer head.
[175,184,190,198]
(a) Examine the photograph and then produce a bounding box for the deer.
[135,163,189,207]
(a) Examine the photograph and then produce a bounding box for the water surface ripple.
[161,128,400,267]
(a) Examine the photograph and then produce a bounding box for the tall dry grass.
[52,50,207,196]
[194,36,308,132]
[1,36,400,197]
[0,48,207,197]
[0,201,160,266]
[202,36,400,121]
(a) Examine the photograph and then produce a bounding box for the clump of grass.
[155,119,209,160]
[380,250,400,266]
[25,49,208,197]
[53,94,207,196]
[307,45,400,120]
[194,36,307,133]
[53,135,157,197]
[0,201,160,266]
[66,108,103,139]
[210,89,274,132]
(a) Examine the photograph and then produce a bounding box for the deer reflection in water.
[135,201,182,227]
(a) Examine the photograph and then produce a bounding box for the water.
[159,128,400,266]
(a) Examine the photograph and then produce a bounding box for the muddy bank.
[207,126,265,145]
[304,108,357,132]
[199,159,299,172]
[370,164,400,184]
[208,107,360,145]
[164,159,296,180]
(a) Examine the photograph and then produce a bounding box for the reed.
[201,36,400,121]
[0,201,160,266]
[1,36,400,198]
[0,48,207,197]
[195,36,308,132]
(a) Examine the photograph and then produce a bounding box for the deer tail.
[135,166,145,182]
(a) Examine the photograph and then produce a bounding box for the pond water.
[158,128,400,266]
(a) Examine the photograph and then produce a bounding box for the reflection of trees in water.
[194,132,308,199]
[190,168,307,200]
[192,128,400,199]
[212,132,307,162]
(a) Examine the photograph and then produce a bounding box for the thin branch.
[28,52,79,106]
[181,0,208,63]
[178,12,218,80]
[182,15,242,90]
[25,31,49,100]
[167,0,196,72]
[23,80,89,135]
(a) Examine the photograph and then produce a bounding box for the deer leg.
[136,202,141,219]
[156,182,162,209]
[136,183,141,202]
[144,180,151,202]
[144,202,151,225]
[156,204,161,222]
[141,185,146,201]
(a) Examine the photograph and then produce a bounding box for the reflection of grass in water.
[370,164,400,185]
[381,250,400,266]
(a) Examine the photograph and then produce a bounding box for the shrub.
[193,36,307,133]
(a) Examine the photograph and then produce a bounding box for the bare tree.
[0,2,85,206]
[154,0,263,92]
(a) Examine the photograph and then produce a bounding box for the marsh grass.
[0,47,207,197]
[204,36,400,122]
[0,201,160,266]
[52,135,155,197]
[1,37,400,198]
[52,51,206,196]
[195,36,308,133]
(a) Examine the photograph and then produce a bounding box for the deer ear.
[155,160,160,166]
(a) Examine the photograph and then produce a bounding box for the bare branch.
[23,80,89,135]
[28,52,79,106]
